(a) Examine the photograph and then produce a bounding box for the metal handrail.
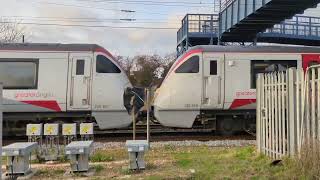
[177,14,219,43]
[177,14,320,43]
[264,15,320,37]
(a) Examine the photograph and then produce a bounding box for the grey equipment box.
[65,141,93,172]
[2,142,38,175]
[125,140,149,170]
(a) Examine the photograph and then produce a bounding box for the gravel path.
[94,140,256,150]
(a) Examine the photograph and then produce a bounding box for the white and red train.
[0,43,132,131]
[153,45,320,133]
[2,43,320,134]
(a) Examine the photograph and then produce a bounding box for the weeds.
[295,140,320,178]
[36,168,65,177]
[94,164,105,173]
[90,150,115,162]
[163,144,176,151]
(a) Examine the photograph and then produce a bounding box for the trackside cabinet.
[65,141,93,172]
[2,142,38,175]
[125,140,149,170]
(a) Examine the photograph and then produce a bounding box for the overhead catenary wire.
[0,21,179,30]
[26,0,167,15]
[26,0,214,16]
[1,18,181,24]
[0,15,184,22]
[7,1,317,30]
[72,0,215,7]
[75,0,213,5]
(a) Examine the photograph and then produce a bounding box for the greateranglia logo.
[236,91,256,97]
[15,92,54,99]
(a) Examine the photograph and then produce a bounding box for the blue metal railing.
[264,16,320,38]
[177,14,219,43]
[177,14,320,43]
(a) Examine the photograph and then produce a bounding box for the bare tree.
[116,53,176,87]
[115,55,135,76]
[0,19,25,43]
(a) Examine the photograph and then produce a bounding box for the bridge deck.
[177,14,320,56]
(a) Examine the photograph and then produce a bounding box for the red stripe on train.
[302,54,320,71]
[230,99,256,109]
[21,101,61,112]
[164,49,203,81]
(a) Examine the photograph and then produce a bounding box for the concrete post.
[288,68,297,156]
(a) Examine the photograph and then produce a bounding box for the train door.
[201,53,225,109]
[68,55,92,110]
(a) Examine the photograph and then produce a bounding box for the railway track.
[2,132,254,146]
[94,132,255,142]
[2,121,255,144]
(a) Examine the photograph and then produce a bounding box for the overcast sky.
[1,0,319,57]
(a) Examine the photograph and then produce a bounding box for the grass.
[90,150,115,162]
[93,164,105,173]
[35,168,65,177]
[29,145,314,179]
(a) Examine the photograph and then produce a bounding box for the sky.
[0,0,215,57]
[0,0,319,57]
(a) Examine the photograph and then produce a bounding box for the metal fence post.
[288,68,297,156]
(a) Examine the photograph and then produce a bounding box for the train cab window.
[210,61,217,75]
[96,55,121,73]
[251,60,297,88]
[0,60,38,89]
[76,59,85,75]
[175,56,199,73]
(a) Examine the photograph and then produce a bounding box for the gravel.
[93,140,256,150]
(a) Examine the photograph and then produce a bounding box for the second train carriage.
[153,45,320,133]
[0,43,132,130]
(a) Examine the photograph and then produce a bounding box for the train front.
[153,49,203,128]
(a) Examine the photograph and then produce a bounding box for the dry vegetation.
[293,140,320,179]
[14,145,320,179]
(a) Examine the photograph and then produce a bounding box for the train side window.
[210,61,217,75]
[96,55,121,73]
[0,60,38,89]
[76,59,85,75]
[251,60,297,88]
[175,56,199,73]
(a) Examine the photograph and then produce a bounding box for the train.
[2,43,320,135]
[0,43,132,132]
[153,45,320,134]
